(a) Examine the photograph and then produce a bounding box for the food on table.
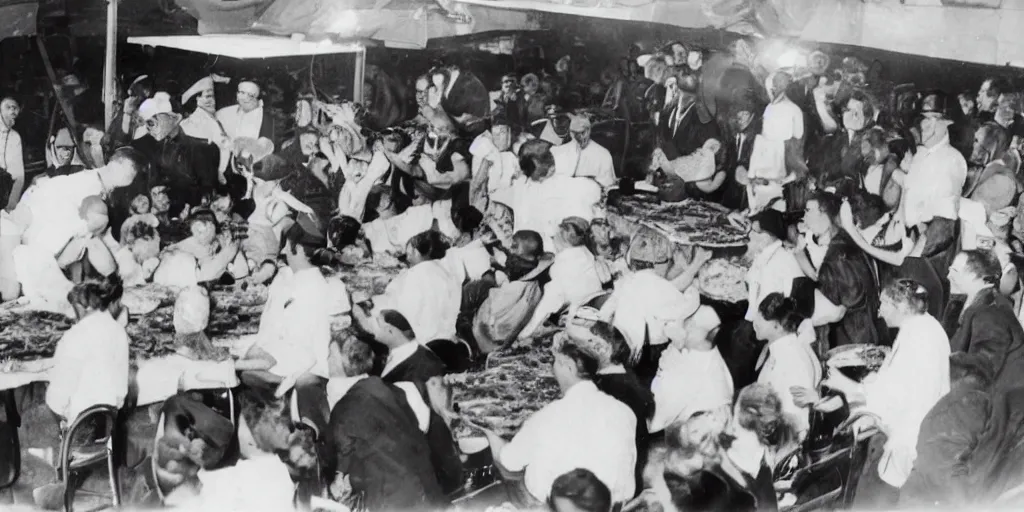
[698,258,749,303]
[442,334,561,440]
[610,196,748,248]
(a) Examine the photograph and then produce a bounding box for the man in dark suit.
[115,92,220,238]
[657,73,723,162]
[947,249,1024,391]
[719,98,762,210]
[323,336,447,511]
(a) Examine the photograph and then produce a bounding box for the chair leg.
[107,445,121,508]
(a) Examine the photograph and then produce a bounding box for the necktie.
[737,134,745,157]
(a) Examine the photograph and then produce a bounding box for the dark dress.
[817,231,888,348]
[949,288,1024,391]
[324,377,446,511]
[808,129,866,187]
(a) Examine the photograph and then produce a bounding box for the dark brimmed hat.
[750,209,789,242]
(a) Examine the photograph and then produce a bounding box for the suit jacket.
[382,346,447,385]
[325,377,446,511]
[113,131,220,238]
[381,348,464,495]
[442,70,490,123]
[950,288,1024,391]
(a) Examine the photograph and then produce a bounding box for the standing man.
[550,114,617,191]
[1,94,24,210]
[216,79,281,148]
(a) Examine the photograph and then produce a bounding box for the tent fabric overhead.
[456,0,1024,67]
[126,34,365,59]
[175,0,541,49]
[0,0,38,40]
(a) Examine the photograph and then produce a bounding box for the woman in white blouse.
[751,293,821,439]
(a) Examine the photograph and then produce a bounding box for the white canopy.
[126,34,366,59]
[456,0,1024,67]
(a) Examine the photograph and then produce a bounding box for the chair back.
[58,404,118,474]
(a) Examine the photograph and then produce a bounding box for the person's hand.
[329,472,354,503]
[791,386,821,408]
[692,246,713,267]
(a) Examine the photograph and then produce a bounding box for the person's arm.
[518,277,567,340]
[955,308,1016,368]
[83,237,117,277]
[45,329,86,420]
[811,290,847,326]
[235,344,276,372]
[813,86,838,134]
[418,154,471,188]
[195,237,240,283]
[667,247,711,292]
[55,236,90,268]
[1001,264,1019,296]
[469,157,493,213]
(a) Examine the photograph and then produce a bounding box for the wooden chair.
[57,404,121,511]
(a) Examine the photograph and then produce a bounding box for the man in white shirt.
[479,338,637,505]
[237,219,332,384]
[649,306,734,433]
[551,114,617,191]
[3,148,144,309]
[1,95,25,210]
[216,79,279,146]
[902,99,967,230]
[469,120,520,212]
[823,279,950,501]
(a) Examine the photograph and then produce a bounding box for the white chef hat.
[139,92,178,121]
[182,74,230,104]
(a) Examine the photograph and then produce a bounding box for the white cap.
[138,92,176,121]
[182,74,230,104]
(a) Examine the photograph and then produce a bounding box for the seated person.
[45,276,130,424]
[518,217,607,340]
[361,197,462,255]
[152,209,247,288]
[106,214,161,286]
[371,229,463,347]
[476,338,637,507]
[235,219,332,386]
[323,335,448,511]
[550,469,614,512]
[599,228,702,382]
[649,306,733,435]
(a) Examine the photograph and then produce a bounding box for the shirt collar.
[326,374,368,409]
[597,364,625,375]
[445,69,460,98]
[383,342,419,376]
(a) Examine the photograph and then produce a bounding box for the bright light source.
[329,10,358,35]
[777,49,806,69]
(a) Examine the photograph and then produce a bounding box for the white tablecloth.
[0,354,238,406]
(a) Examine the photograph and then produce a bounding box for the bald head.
[79,195,110,234]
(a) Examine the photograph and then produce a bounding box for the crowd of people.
[3,36,1024,512]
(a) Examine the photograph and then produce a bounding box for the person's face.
[431,73,447,94]
[131,194,151,214]
[191,220,217,246]
[106,160,139,189]
[211,195,233,223]
[54,145,75,166]
[733,110,754,131]
[877,293,899,327]
[960,96,976,116]
[131,236,160,262]
[843,99,867,132]
[920,115,949,147]
[860,139,880,164]
[978,80,997,111]
[947,254,971,294]
[571,126,591,148]
[236,85,260,112]
[0,98,20,128]
[551,496,588,512]
[521,78,539,96]
[299,133,319,157]
[501,76,517,95]
[415,78,430,107]
[327,340,345,377]
[295,100,313,127]
[151,188,171,213]
[971,127,994,166]
[751,311,776,341]
[491,124,512,152]
[509,235,532,260]
[403,241,422,267]
[672,44,688,66]
[687,51,703,71]
[197,88,216,113]
[804,200,832,236]
[995,94,1017,127]
[145,113,177,141]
